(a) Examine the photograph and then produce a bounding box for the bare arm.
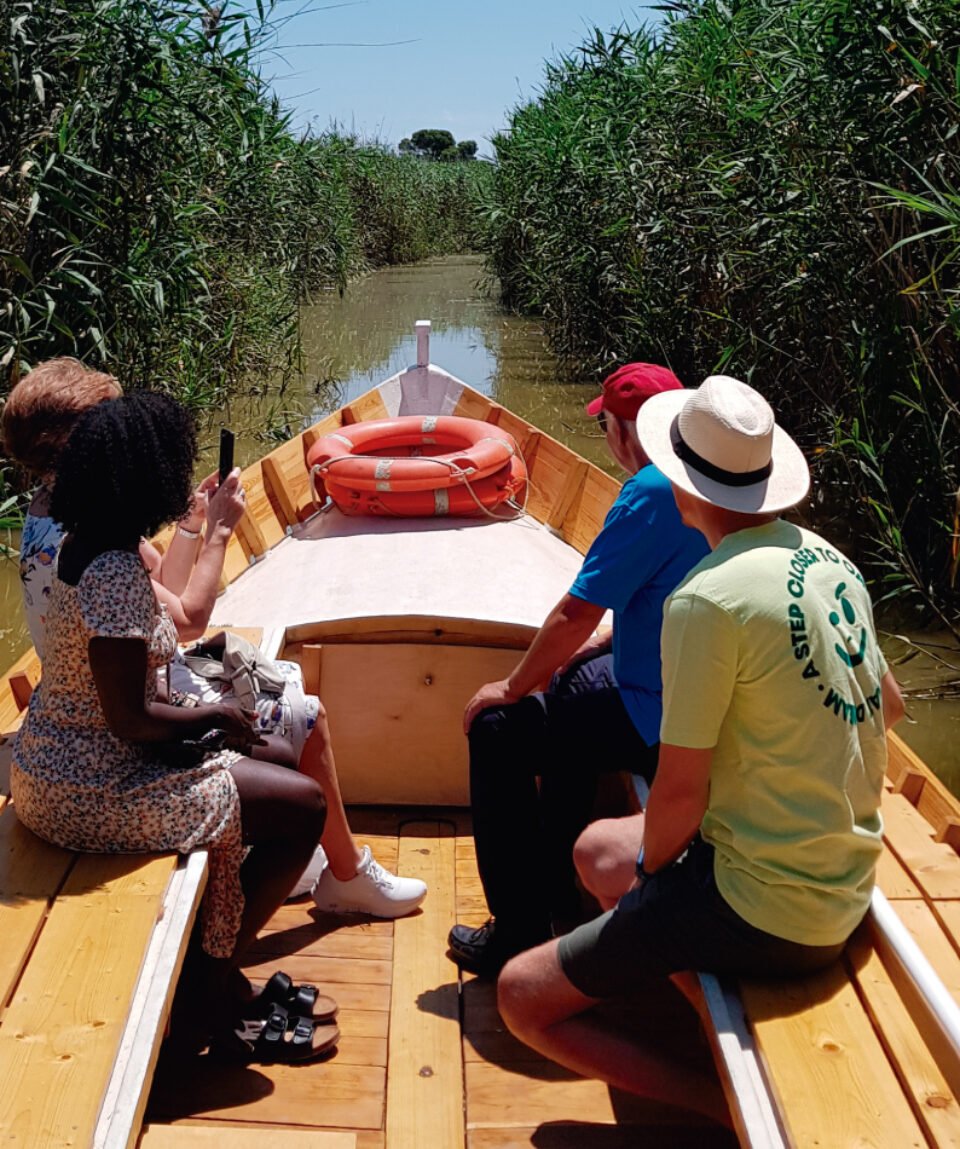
[641,743,713,874]
[556,626,613,675]
[149,470,246,642]
[150,530,200,598]
[89,635,241,743]
[149,471,218,596]
[508,593,606,695]
[463,593,605,731]
[151,527,231,641]
[881,668,905,730]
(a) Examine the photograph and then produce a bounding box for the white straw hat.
[635,375,810,513]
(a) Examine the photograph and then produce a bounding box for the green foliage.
[0,466,24,559]
[339,147,493,264]
[0,1,492,416]
[410,129,456,159]
[484,2,960,631]
[402,129,480,162]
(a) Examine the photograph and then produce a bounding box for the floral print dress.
[19,510,61,660]
[20,510,320,753]
[11,550,245,958]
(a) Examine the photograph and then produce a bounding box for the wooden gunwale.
[0,370,959,1147]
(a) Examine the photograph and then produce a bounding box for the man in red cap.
[584,362,684,424]
[448,363,709,975]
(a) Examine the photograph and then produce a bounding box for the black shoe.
[447,918,543,977]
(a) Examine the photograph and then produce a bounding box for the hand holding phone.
[206,431,245,535]
[218,428,235,487]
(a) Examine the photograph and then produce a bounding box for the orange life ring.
[305,415,517,494]
[324,456,527,517]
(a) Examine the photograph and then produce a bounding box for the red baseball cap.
[586,363,684,420]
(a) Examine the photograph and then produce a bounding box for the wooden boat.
[1,320,960,1148]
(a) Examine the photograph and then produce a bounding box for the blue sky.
[258,1,657,152]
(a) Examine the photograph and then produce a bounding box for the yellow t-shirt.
[660,519,889,947]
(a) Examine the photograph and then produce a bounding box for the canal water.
[1,255,957,787]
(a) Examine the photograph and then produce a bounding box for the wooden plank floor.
[145,810,737,1149]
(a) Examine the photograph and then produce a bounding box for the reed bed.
[0,0,491,417]
[485,1,960,630]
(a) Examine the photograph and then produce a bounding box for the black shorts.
[557,838,847,999]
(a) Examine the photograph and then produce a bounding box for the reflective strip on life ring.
[305,415,517,493]
[324,455,528,518]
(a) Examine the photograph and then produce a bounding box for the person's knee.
[467,704,512,743]
[303,703,331,754]
[574,822,610,891]
[573,820,620,896]
[468,696,540,760]
[497,947,564,1041]
[499,941,588,1042]
[301,718,331,768]
[497,952,536,1037]
[290,774,326,841]
[264,736,298,770]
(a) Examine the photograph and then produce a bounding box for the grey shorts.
[558,838,847,999]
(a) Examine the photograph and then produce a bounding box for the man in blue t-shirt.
[447,364,709,975]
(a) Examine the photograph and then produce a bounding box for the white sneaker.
[286,844,328,900]
[311,845,427,918]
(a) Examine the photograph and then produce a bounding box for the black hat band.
[672,427,772,487]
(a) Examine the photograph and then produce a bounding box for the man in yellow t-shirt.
[492,376,905,1126]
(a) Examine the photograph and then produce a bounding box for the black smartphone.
[218,428,235,486]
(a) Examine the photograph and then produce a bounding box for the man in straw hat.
[494,375,905,1124]
[448,364,708,976]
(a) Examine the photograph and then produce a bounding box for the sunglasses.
[596,411,608,433]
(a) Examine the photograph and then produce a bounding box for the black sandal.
[254,970,338,1024]
[219,1005,340,1064]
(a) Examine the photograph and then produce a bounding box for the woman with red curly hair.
[4,359,123,648]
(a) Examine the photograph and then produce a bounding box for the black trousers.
[467,653,658,946]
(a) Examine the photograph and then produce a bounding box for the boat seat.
[633,752,960,1147]
[699,893,960,1147]
[0,627,261,1149]
[629,760,960,1143]
[139,1126,358,1147]
[0,817,206,1148]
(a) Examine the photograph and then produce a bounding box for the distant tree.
[410,129,456,159]
[401,129,478,161]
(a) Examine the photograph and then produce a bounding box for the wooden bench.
[139,1126,357,1147]
[0,627,263,1149]
[690,737,960,1148]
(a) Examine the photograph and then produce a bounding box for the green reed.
[485,1,960,632]
[484,0,960,629]
[0,0,491,413]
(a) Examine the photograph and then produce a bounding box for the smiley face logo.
[829,582,867,668]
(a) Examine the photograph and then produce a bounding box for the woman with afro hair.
[10,392,338,1060]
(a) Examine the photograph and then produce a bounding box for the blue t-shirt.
[569,465,709,743]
